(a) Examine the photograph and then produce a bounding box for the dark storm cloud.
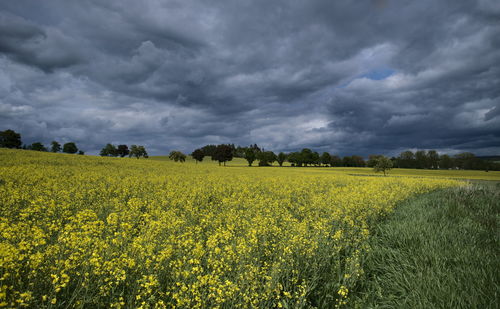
[0,12,84,72]
[1,0,499,156]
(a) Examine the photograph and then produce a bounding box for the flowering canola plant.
[0,149,460,308]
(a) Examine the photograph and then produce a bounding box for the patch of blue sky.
[362,68,395,80]
[334,68,396,90]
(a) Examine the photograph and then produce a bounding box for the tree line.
[2,129,498,171]
[391,150,498,171]
[0,129,84,154]
[185,144,500,171]
[187,144,378,167]
[0,129,150,159]
[99,143,148,159]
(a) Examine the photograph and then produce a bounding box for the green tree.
[0,129,22,148]
[342,155,365,167]
[100,144,118,157]
[63,142,78,154]
[233,146,246,158]
[277,152,287,167]
[373,156,393,176]
[454,152,476,170]
[78,150,85,155]
[352,155,366,167]
[311,151,320,166]
[427,150,439,169]
[30,142,47,151]
[287,152,300,166]
[50,141,61,152]
[191,149,205,164]
[117,145,129,157]
[342,156,352,167]
[397,151,416,168]
[200,144,217,157]
[244,148,256,166]
[330,155,342,167]
[129,145,148,159]
[415,150,428,169]
[257,151,277,166]
[169,150,187,162]
[439,154,453,169]
[212,144,233,166]
[320,152,331,166]
[300,148,314,166]
[367,155,383,167]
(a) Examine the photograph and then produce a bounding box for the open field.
[353,183,499,308]
[0,149,464,308]
[150,155,500,181]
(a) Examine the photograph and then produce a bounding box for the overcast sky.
[1,0,499,156]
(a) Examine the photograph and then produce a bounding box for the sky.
[1,0,499,157]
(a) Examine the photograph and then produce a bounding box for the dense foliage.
[169,151,187,162]
[0,130,22,149]
[62,142,78,154]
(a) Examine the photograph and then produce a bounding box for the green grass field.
[352,182,500,308]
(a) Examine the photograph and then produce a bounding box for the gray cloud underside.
[1,0,499,156]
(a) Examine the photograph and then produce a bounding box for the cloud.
[0,0,499,156]
[0,12,84,72]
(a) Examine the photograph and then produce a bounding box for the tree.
[0,129,22,148]
[277,152,287,167]
[397,151,415,168]
[117,145,129,157]
[286,152,301,167]
[129,145,148,159]
[234,146,246,158]
[300,148,314,166]
[169,150,187,162]
[212,144,233,166]
[454,152,476,170]
[250,144,261,153]
[30,142,47,151]
[100,144,118,157]
[415,150,428,169]
[351,156,366,167]
[373,156,393,176]
[427,150,439,169]
[201,144,217,157]
[330,155,342,167]
[78,150,85,155]
[342,155,365,167]
[257,151,277,166]
[286,148,319,166]
[342,156,352,167]
[63,142,78,154]
[439,154,453,169]
[191,148,205,164]
[320,152,331,167]
[311,151,320,166]
[367,155,383,167]
[51,141,61,153]
[244,148,256,166]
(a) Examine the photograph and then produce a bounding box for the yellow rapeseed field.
[0,149,460,308]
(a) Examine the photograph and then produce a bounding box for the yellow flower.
[0,148,462,307]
